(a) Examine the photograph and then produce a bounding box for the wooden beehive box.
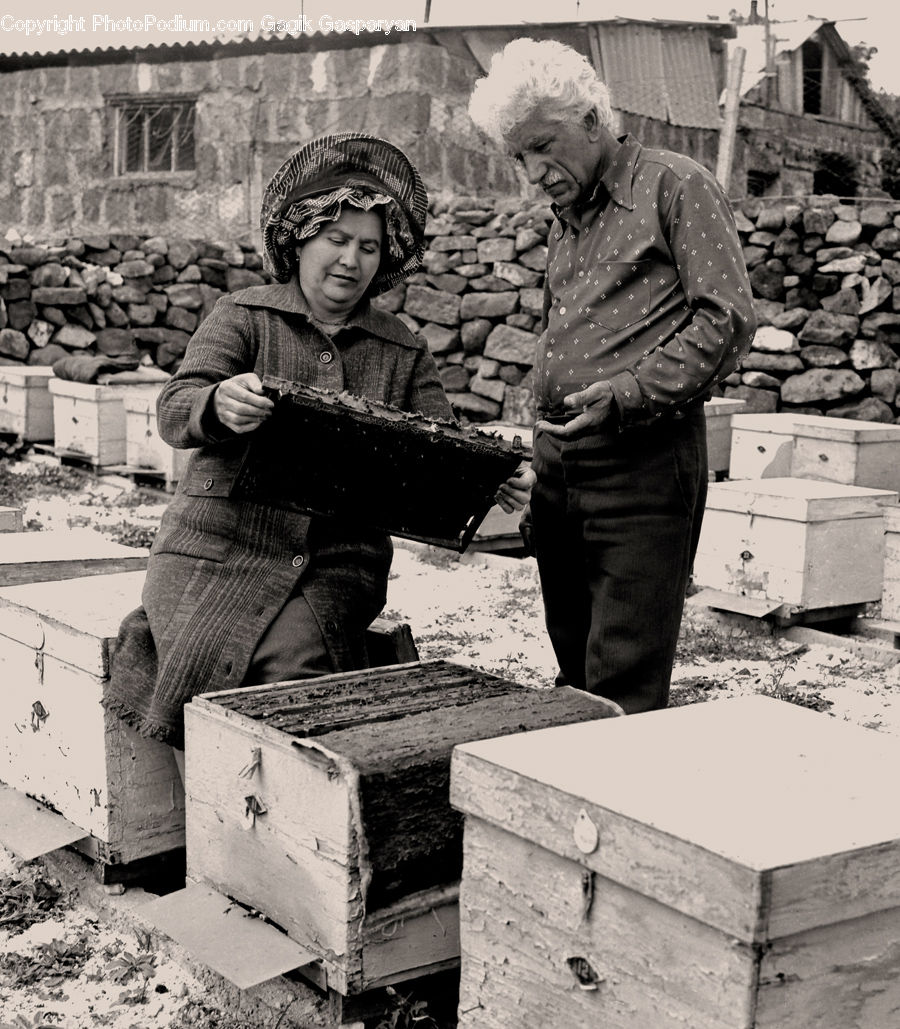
[451,696,900,1028]
[693,477,898,611]
[0,508,23,533]
[882,506,900,622]
[122,390,189,488]
[0,529,148,586]
[183,661,620,995]
[0,570,185,867]
[790,415,900,492]
[48,380,158,467]
[704,396,746,478]
[728,413,797,479]
[0,366,55,441]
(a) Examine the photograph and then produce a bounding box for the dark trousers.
[530,406,708,713]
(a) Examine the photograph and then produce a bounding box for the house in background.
[2,13,892,242]
[728,13,899,197]
[0,18,734,241]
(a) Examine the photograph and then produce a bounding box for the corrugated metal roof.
[0,16,733,62]
[599,22,722,130]
[729,20,825,97]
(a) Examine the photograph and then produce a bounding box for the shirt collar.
[553,133,640,228]
[231,278,416,348]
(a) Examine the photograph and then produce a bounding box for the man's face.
[505,109,605,208]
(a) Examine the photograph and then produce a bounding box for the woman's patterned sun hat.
[260,132,428,296]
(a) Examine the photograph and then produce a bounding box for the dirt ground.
[2,454,900,1028]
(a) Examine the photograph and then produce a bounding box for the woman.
[105,132,533,754]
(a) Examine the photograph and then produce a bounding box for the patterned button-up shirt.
[538,135,755,423]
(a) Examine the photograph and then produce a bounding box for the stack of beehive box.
[135,661,621,1012]
[693,412,900,620]
[450,694,900,1027]
[0,365,56,442]
[0,548,192,875]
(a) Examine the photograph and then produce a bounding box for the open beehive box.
[231,378,529,551]
[169,660,621,995]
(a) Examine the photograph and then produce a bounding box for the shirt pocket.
[585,259,652,334]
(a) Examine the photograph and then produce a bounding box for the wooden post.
[716,46,746,195]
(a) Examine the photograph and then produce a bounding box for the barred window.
[110,97,196,175]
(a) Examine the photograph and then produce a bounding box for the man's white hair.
[468,37,613,145]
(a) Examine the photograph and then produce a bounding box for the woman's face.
[296,206,383,320]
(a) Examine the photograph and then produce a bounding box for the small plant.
[0,934,91,989]
[106,933,158,1005]
[668,675,729,707]
[415,547,459,570]
[372,985,441,1029]
[103,521,158,549]
[0,869,66,936]
[758,679,833,713]
[0,1014,65,1029]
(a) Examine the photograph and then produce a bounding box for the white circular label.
[573,808,599,854]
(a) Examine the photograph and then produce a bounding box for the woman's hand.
[495,462,536,513]
[213,373,275,434]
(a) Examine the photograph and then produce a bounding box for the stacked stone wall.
[2,193,900,431]
[727,196,900,420]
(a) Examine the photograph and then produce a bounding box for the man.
[468,38,756,713]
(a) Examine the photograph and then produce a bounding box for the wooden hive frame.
[231,378,529,551]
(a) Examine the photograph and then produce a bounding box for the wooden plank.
[361,885,460,988]
[777,624,900,668]
[0,529,148,586]
[141,883,319,990]
[0,782,89,861]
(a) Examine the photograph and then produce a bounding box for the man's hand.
[535,381,616,439]
[495,462,536,513]
[212,373,275,434]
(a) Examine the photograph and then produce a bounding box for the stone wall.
[2,193,900,432]
[727,196,900,420]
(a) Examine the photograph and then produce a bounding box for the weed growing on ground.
[106,942,158,1005]
[0,1014,64,1029]
[371,985,441,1028]
[0,933,92,989]
[101,521,158,549]
[675,612,780,664]
[0,460,91,507]
[0,869,67,936]
[415,547,459,570]
[668,676,730,707]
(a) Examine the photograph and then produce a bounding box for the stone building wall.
[2,193,900,431]
[0,42,517,240]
